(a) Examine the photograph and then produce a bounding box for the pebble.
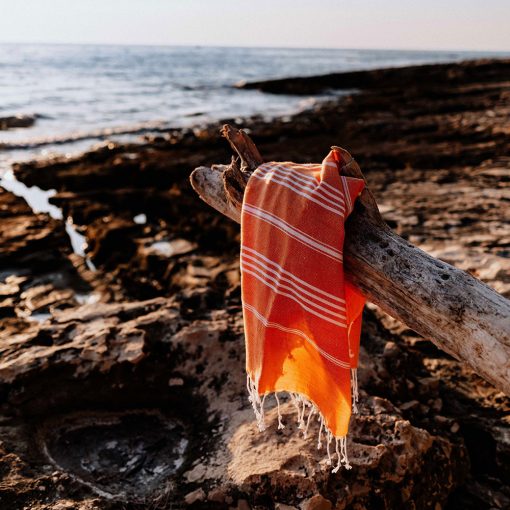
[184,488,206,505]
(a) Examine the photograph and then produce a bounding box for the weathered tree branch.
[190,125,510,395]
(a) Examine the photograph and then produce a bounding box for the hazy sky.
[0,0,509,51]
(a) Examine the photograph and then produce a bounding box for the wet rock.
[383,341,400,359]
[0,114,36,130]
[300,495,332,510]
[0,189,110,329]
[43,411,187,502]
[20,284,75,313]
[86,217,139,267]
[0,298,173,385]
[0,188,70,271]
[237,59,510,95]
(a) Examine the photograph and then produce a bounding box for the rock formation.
[0,59,509,509]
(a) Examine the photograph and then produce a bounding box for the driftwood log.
[190,125,510,395]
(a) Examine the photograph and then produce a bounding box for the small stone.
[148,239,197,258]
[431,398,443,412]
[420,404,430,414]
[184,488,206,505]
[417,377,440,395]
[400,400,420,411]
[300,494,333,510]
[236,499,251,510]
[275,504,298,510]
[450,422,460,433]
[208,487,226,503]
[383,341,400,359]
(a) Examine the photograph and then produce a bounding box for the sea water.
[1,44,508,162]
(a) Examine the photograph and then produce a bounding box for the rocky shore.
[0,59,509,509]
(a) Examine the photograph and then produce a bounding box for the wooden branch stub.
[220,124,263,173]
[190,163,241,222]
[222,156,249,211]
[190,124,510,396]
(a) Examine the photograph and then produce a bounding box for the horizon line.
[1,40,510,54]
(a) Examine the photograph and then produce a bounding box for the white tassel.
[246,383,354,471]
[326,430,333,465]
[317,416,324,449]
[332,438,342,473]
[260,393,267,430]
[303,406,315,439]
[275,393,285,429]
[299,399,308,430]
[246,375,266,431]
[351,368,359,414]
[331,436,352,473]
[290,393,302,425]
[340,436,352,470]
[293,394,306,429]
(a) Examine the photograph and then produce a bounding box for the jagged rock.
[0,188,70,271]
[0,297,468,509]
[224,397,465,508]
[0,189,109,329]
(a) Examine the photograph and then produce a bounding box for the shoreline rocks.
[0,114,36,130]
[0,58,509,508]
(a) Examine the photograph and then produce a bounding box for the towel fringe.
[326,430,333,465]
[332,436,352,472]
[246,374,266,431]
[351,368,359,414]
[275,392,285,429]
[303,405,316,439]
[317,415,324,450]
[247,374,353,471]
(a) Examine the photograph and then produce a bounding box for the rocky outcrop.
[0,114,36,130]
[1,59,509,508]
[236,58,510,95]
[0,296,469,509]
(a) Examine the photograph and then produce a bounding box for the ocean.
[1,44,508,161]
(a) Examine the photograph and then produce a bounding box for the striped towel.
[241,147,366,471]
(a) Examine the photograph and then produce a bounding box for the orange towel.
[241,148,366,471]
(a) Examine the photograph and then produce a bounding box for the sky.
[0,0,509,51]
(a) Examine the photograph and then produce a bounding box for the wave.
[0,121,174,150]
